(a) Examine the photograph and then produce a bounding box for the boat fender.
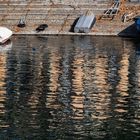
[36,24,48,32]
[17,18,26,28]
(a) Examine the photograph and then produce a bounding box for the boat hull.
[136,20,140,32]
[0,27,12,44]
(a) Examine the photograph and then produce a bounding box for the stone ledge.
[0,1,139,37]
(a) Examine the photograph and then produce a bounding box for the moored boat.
[134,16,140,32]
[136,19,140,32]
[0,27,12,44]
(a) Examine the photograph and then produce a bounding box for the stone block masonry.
[0,0,139,36]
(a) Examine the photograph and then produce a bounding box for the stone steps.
[0,1,125,35]
[0,8,104,18]
[0,2,109,11]
[1,0,109,5]
[0,6,108,12]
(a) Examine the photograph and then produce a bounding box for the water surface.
[0,35,140,140]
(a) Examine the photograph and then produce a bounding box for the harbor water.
[0,35,140,140]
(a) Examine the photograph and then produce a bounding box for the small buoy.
[36,24,48,32]
[32,48,36,51]
[17,18,26,28]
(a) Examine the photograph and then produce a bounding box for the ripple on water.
[0,36,139,140]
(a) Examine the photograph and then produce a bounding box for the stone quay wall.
[0,0,139,36]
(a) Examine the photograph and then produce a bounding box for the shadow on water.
[0,35,140,140]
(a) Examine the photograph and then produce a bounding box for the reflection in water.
[0,40,12,53]
[0,52,8,130]
[0,36,140,140]
[0,40,12,135]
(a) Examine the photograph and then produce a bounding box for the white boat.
[0,27,12,44]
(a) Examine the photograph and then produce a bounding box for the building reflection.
[0,53,8,129]
[130,40,140,136]
[71,48,84,119]
[1,36,140,139]
[44,40,63,137]
[46,42,61,108]
[92,48,110,120]
[116,40,130,113]
[69,45,85,138]
[0,40,13,131]
[83,42,111,139]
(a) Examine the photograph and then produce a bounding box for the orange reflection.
[116,42,130,113]
[49,53,60,93]
[71,54,84,120]
[28,51,43,109]
[92,51,110,120]
[0,53,8,128]
[47,50,61,108]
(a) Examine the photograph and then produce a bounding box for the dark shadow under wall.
[69,17,79,32]
[118,23,140,38]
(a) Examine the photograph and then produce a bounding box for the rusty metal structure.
[100,1,120,19]
[120,0,140,22]
[99,0,140,21]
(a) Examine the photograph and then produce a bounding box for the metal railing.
[100,1,120,20]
